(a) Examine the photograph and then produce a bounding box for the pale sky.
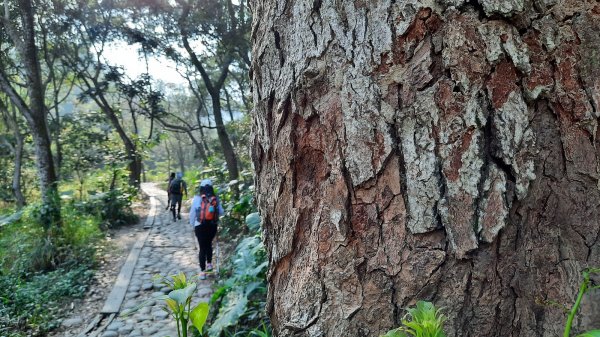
[103,42,186,85]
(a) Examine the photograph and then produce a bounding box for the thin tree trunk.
[210,91,239,181]
[198,125,210,157]
[85,77,142,188]
[176,138,185,174]
[12,126,25,209]
[155,115,208,165]
[166,140,172,173]
[1,102,26,208]
[224,88,235,122]
[10,107,25,209]
[186,130,207,164]
[195,106,211,156]
[179,8,239,181]
[252,1,600,336]
[54,106,62,179]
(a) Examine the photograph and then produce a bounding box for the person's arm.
[189,196,198,226]
[183,181,188,198]
[218,197,225,216]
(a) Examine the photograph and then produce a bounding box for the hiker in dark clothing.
[169,172,187,221]
[166,172,175,210]
[189,179,224,280]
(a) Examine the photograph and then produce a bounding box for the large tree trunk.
[251,1,600,336]
[0,0,59,226]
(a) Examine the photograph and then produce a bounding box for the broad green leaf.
[172,272,187,289]
[168,283,196,305]
[210,285,230,304]
[208,291,249,336]
[165,298,179,314]
[190,302,210,332]
[578,330,600,337]
[245,212,261,231]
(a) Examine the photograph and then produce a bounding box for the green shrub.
[0,264,94,335]
[0,201,104,335]
[74,186,138,229]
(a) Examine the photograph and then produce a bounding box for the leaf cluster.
[382,301,446,337]
[208,231,269,337]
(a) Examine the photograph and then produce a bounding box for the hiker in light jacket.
[189,179,224,280]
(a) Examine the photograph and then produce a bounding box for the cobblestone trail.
[95,183,210,337]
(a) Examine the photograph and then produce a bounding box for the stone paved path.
[99,183,210,337]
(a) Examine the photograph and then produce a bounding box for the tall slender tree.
[0,97,25,208]
[0,0,60,227]
[58,2,152,188]
[124,0,251,181]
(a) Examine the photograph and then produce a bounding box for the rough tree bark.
[1,0,59,225]
[251,1,600,336]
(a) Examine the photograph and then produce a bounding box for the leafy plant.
[208,235,268,336]
[381,301,446,337]
[75,186,138,229]
[0,264,94,335]
[122,272,209,337]
[563,268,600,337]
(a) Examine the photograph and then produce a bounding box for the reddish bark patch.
[522,31,554,98]
[376,52,391,74]
[390,8,437,66]
[554,39,591,123]
[373,131,387,170]
[487,60,519,109]
[376,8,441,75]
[555,43,581,93]
[445,128,476,182]
[436,79,465,119]
[425,12,443,33]
[293,116,329,205]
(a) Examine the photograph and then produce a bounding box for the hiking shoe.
[206,263,213,272]
[198,272,207,280]
[177,213,181,220]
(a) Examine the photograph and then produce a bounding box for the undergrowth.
[0,169,137,336]
[206,212,270,337]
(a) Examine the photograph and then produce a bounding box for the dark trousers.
[194,222,217,271]
[170,194,183,219]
